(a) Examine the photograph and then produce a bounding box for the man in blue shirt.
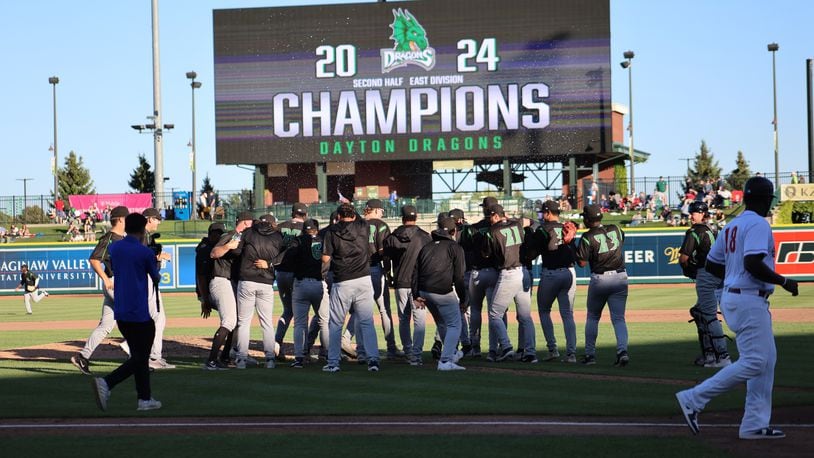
[92,213,162,412]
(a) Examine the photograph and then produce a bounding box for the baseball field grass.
[1,285,812,457]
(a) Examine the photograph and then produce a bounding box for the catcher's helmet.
[743,176,774,198]
[688,201,709,215]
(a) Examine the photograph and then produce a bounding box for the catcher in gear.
[15,264,49,314]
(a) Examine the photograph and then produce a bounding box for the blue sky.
[1,0,812,198]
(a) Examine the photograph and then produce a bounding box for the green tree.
[726,150,752,191]
[129,154,155,193]
[687,140,722,185]
[201,175,215,195]
[22,206,46,224]
[57,150,95,198]
[613,162,628,195]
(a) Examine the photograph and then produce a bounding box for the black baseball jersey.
[238,221,285,285]
[679,223,716,275]
[383,224,432,288]
[276,219,304,272]
[460,219,497,270]
[519,221,541,270]
[575,224,625,274]
[532,221,576,269]
[366,218,390,267]
[484,218,524,270]
[412,229,466,301]
[323,217,371,283]
[89,231,124,277]
[211,231,242,280]
[288,231,329,281]
[19,271,38,290]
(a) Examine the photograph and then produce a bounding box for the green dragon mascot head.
[390,9,428,52]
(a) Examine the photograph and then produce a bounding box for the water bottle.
[231,232,242,243]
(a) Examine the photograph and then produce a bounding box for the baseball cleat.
[265,358,276,369]
[137,398,162,411]
[386,349,405,360]
[322,364,340,373]
[290,358,304,369]
[580,355,596,365]
[71,354,92,375]
[149,358,176,370]
[496,347,515,362]
[92,377,109,411]
[543,349,560,362]
[563,354,577,363]
[485,351,497,362]
[614,351,630,367]
[675,391,700,435]
[739,427,785,440]
[204,360,229,371]
[520,354,539,363]
[408,356,423,366]
[437,361,466,371]
[451,350,464,364]
[704,354,732,368]
[367,360,380,372]
[235,358,247,370]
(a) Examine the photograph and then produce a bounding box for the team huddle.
[188,196,632,372]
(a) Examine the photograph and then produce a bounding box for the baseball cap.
[581,204,603,221]
[259,214,277,224]
[438,216,457,232]
[486,204,504,217]
[401,205,417,218]
[142,208,162,220]
[207,222,226,236]
[291,202,307,216]
[448,208,465,221]
[541,201,560,214]
[110,206,129,218]
[303,218,319,231]
[479,196,499,207]
[365,199,384,210]
[236,211,254,222]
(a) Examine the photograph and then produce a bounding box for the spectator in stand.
[599,194,609,210]
[20,224,31,238]
[588,180,599,205]
[717,187,732,207]
[55,198,66,224]
[798,172,806,184]
[790,171,799,184]
[655,176,668,206]
[683,177,693,195]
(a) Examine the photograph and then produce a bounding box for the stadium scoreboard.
[214,0,611,164]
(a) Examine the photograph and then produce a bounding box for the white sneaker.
[235,358,247,369]
[437,361,466,371]
[149,358,175,370]
[451,350,464,364]
[705,354,732,368]
[119,340,130,357]
[92,377,110,411]
[137,398,162,411]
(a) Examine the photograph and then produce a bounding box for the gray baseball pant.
[394,287,425,356]
[292,278,329,358]
[537,267,577,356]
[147,275,165,361]
[488,267,535,355]
[79,284,115,359]
[236,280,276,360]
[468,267,498,352]
[695,268,728,356]
[584,271,629,356]
[327,276,379,367]
[23,290,46,314]
[421,291,462,363]
[370,264,397,352]
[274,270,295,347]
[209,276,238,331]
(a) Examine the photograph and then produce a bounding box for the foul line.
[2,420,814,430]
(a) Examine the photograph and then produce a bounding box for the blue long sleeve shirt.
[109,235,161,322]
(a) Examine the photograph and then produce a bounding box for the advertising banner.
[68,193,153,214]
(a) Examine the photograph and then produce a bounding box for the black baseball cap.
[110,206,129,218]
[581,204,603,221]
[541,201,560,214]
[401,205,417,219]
[479,196,499,207]
[303,218,319,231]
[438,216,457,231]
[448,208,465,221]
[486,204,505,217]
[365,199,384,210]
[142,208,162,220]
[208,222,226,236]
[259,214,277,224]
[237,211,254,222]
[291,202,307,216]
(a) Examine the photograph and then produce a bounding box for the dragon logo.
[381,9,436,73]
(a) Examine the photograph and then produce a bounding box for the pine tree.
[128,154,155,193]
[57,150,95,197]
[687,140,722,185]
[726,150,752,191]
[201,175,215,195]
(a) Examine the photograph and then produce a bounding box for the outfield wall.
[1,226,811,295]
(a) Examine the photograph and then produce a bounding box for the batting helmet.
[743,176,774,198]
[688,201,709,215]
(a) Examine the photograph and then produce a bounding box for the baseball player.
[206,212,254,369]
[322,203,381,372]
[679,201,731,368]
[677,176,799,440]
[71,205,129,375]
[413,216,467,371]
[482,204,535,362]
[287,219,329,368]
[142,208,174,370]
[235,214,285,369]
[273,202,307,361]
[575,204,629,366]
[531,201,578,363]
[382,205,432,365]
[449,209,472,355]
[15,264,49,315]
[459,196,501,358]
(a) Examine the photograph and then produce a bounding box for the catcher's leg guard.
[688,305,713,365]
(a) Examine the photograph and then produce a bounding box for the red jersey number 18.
[724,226,738,254]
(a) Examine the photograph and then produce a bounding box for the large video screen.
[214,0,610,164]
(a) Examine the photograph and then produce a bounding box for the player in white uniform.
[676,177,799,440]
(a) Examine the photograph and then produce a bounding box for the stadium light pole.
[620,50,635,195]
[48,76,59,201]
[17,178,33,223]
[186,71,201,220]
[768,42,780,198]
